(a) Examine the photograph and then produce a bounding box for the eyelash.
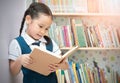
[39,26,42,28]
[45,28,48,31]
[39,25,49,31]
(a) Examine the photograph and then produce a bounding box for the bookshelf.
[53,13,120,17]
[48,16,120,48]
[61,47,120,50]
[27,0,120,83]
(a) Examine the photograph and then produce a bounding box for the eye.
[39,25,43,28]
[46,26,50,31]
[45,28,49,31]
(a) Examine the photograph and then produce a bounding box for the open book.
[25,46,78,76]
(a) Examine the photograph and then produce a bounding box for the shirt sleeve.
[51,39,61,55]
[8,39,21,61]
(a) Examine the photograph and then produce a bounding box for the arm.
[9,54,32,76]
[8,39,32,76]
[9,57,22,76]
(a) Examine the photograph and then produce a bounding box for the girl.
[9,2,68,83]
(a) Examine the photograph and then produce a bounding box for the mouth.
[37,34,42,38]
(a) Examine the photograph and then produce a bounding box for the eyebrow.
[38,24,44,26]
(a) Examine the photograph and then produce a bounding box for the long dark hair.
[20,2,53,44]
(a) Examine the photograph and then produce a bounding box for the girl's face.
[26,14,52,40]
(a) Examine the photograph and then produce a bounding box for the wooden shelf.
[60,47,120,50]
[53,12,120,17]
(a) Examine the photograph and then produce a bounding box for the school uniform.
[8,32,61,83]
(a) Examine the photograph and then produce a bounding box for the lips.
[37,34,42,38]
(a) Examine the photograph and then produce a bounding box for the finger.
[25,56,33,64]
[48,65,55,72]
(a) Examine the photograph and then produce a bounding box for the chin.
[31,36,40,40]
[36,37,42,40]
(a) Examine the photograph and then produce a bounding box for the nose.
[40,29,46,34]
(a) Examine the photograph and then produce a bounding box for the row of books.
[56,61,120,83]
[34,0,120,13]
[72,18,120,48]
[48,17,120,48]
[48,17,74,47]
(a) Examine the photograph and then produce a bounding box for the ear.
[25,15,32,24]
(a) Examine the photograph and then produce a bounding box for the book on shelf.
[71,18,87,47]
[72,63,79,83]
[25,46,78,76]
[49,17,74,47]
[61,70,65,83]
[68,61,76,83]
[64,69,71,83]
[76,63,82,83]
[84,25,92,47]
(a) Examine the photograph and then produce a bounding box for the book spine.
[72,63,79,83]
[68,61,76,83]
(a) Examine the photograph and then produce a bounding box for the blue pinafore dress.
[16,36,58,83]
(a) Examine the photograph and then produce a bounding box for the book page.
[32,46,62,58]
[62,46,78,59]
[32,45,78,59]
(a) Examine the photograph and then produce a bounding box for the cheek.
[26,26,35,35]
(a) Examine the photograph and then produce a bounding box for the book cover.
[80,64,86,83]
[70,18,79,46]
[56,69,61,83]
[76,63,82,83]
[61,70,65,83]
[25,46,78,76]
[68,61,76,83]
[84,25,92,47]
[64,69,71,83]
[72,18,87,47]
[72,63,79,83]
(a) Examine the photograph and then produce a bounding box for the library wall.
[0,0,25,83]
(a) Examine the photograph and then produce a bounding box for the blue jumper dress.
[16,36,58,83]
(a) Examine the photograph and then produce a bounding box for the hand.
[48,59,69,72]
[19,54,33,67]
[58,59,69,70]
[48,63,60,73]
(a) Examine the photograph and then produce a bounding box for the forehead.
[34,14,52,25]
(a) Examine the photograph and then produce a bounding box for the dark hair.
[19,2,53,35]
[19,2,53,45]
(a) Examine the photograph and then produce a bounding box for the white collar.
[21,32,47,45]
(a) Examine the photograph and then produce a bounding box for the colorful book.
[76,63,82,83]
[72,63,79,83]
[68,61,76,83]
[64,70,71,83]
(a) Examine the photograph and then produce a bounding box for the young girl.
[9,2,68,83]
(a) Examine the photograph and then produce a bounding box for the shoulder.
[9,38,21,52]
[51,39,61,55]
[51,39,57,46]
[44,36,61,54]
[8,38,21,60]
[9,38,19,47]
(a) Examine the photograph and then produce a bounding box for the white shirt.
[8,32,61,60]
